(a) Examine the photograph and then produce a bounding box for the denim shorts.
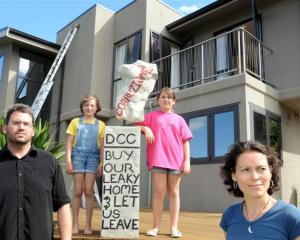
[151,166,182,175]
[71,148,100,173]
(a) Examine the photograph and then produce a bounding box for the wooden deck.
[53,208,224,239]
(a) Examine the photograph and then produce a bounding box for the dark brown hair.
[5,103,34,125]
[79,95,101,115]
[220,141,280,197]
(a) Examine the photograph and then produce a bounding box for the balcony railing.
[151,27,273,96]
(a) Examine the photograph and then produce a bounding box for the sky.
[0,0,216,42]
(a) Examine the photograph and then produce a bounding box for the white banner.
[101,126,140,239]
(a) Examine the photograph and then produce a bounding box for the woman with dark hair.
[220,141,300,240]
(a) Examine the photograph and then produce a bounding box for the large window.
[113,31,142,107]
[184,104,239,163]
[150,32,180,93]
[0,54,4,82]
[251,105,281,157]
[16,50,53,121]
[214,18,261,80]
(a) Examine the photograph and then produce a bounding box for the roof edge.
[166,0,234,31]
[7,27,60,49]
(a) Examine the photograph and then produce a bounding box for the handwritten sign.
[101,126,140,238]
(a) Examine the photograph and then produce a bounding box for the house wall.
[280,109,300,206]
[0,44,21,112]
[0,44,11,111]
[90,6,114,115]
[244,74,300,206]
[184,4,252,45]
[104,0,182,208]
[54,5,114,123]
[113,0,146,59]
[173,0,300,93]
[252,0,300,206]
[260,0,300,91]
[141,74,248,212]
[144,0,182,60]
[47,0,300,211]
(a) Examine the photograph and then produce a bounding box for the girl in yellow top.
[65,95,105,235]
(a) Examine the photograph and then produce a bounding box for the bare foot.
[72,225,79,234]
[83,229,93,235]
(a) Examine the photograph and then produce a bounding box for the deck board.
[53,208,223,239]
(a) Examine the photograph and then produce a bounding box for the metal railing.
[151,27,273,96]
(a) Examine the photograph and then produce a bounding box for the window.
[189,115,208,159]
[0,54,4,82]
[113,31,142,107]
[184,104,239,163]
[252,106,281,157]
[150,32,180,94]
[16,50,53,121]
[214,18,261,80]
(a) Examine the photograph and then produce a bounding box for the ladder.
[31,24,80,119]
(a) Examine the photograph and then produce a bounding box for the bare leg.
[151,172,167,230]
[71,173,84,234]
[167,174,181,233]
[83,173,97,234]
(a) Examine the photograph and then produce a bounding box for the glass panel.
[113,78,128,107]
[189,116,208,159]
[216,35,230,79]
[15,52,52,121]
[127,32,141,64]
[269,118,280,154]
[18,58,30,78]
[254,111,267,145]
[216,35,228,73]
[113,32,142,106]
[114,41,126,79]
[214,111,235,157]
[0,55,4,81]
[16,77,28,99]
[170,46,180,89]
[151,32,160,62]
[17,57,47,99]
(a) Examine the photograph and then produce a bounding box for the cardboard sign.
[101,126,140,238]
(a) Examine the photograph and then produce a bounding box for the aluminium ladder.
[31,24,79,119]
[31,24,102,208]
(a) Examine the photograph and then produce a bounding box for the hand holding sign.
[115,60,158,122]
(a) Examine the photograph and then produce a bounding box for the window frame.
[250,104,282,159]
[213,17,262,80]
[150,31,181,93]
[183,103,239,164]
[111,30,143,108]
[15,49,53,121]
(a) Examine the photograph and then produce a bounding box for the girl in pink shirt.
[137,87,192,238]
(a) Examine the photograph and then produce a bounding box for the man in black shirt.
[0,104,72,240]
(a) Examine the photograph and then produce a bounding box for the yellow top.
[66,117,105,148]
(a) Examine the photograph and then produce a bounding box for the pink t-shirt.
[137,111,192,170]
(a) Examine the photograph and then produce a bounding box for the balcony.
[151,27,273,96]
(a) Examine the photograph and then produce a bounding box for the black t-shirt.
[0,146,70,240]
